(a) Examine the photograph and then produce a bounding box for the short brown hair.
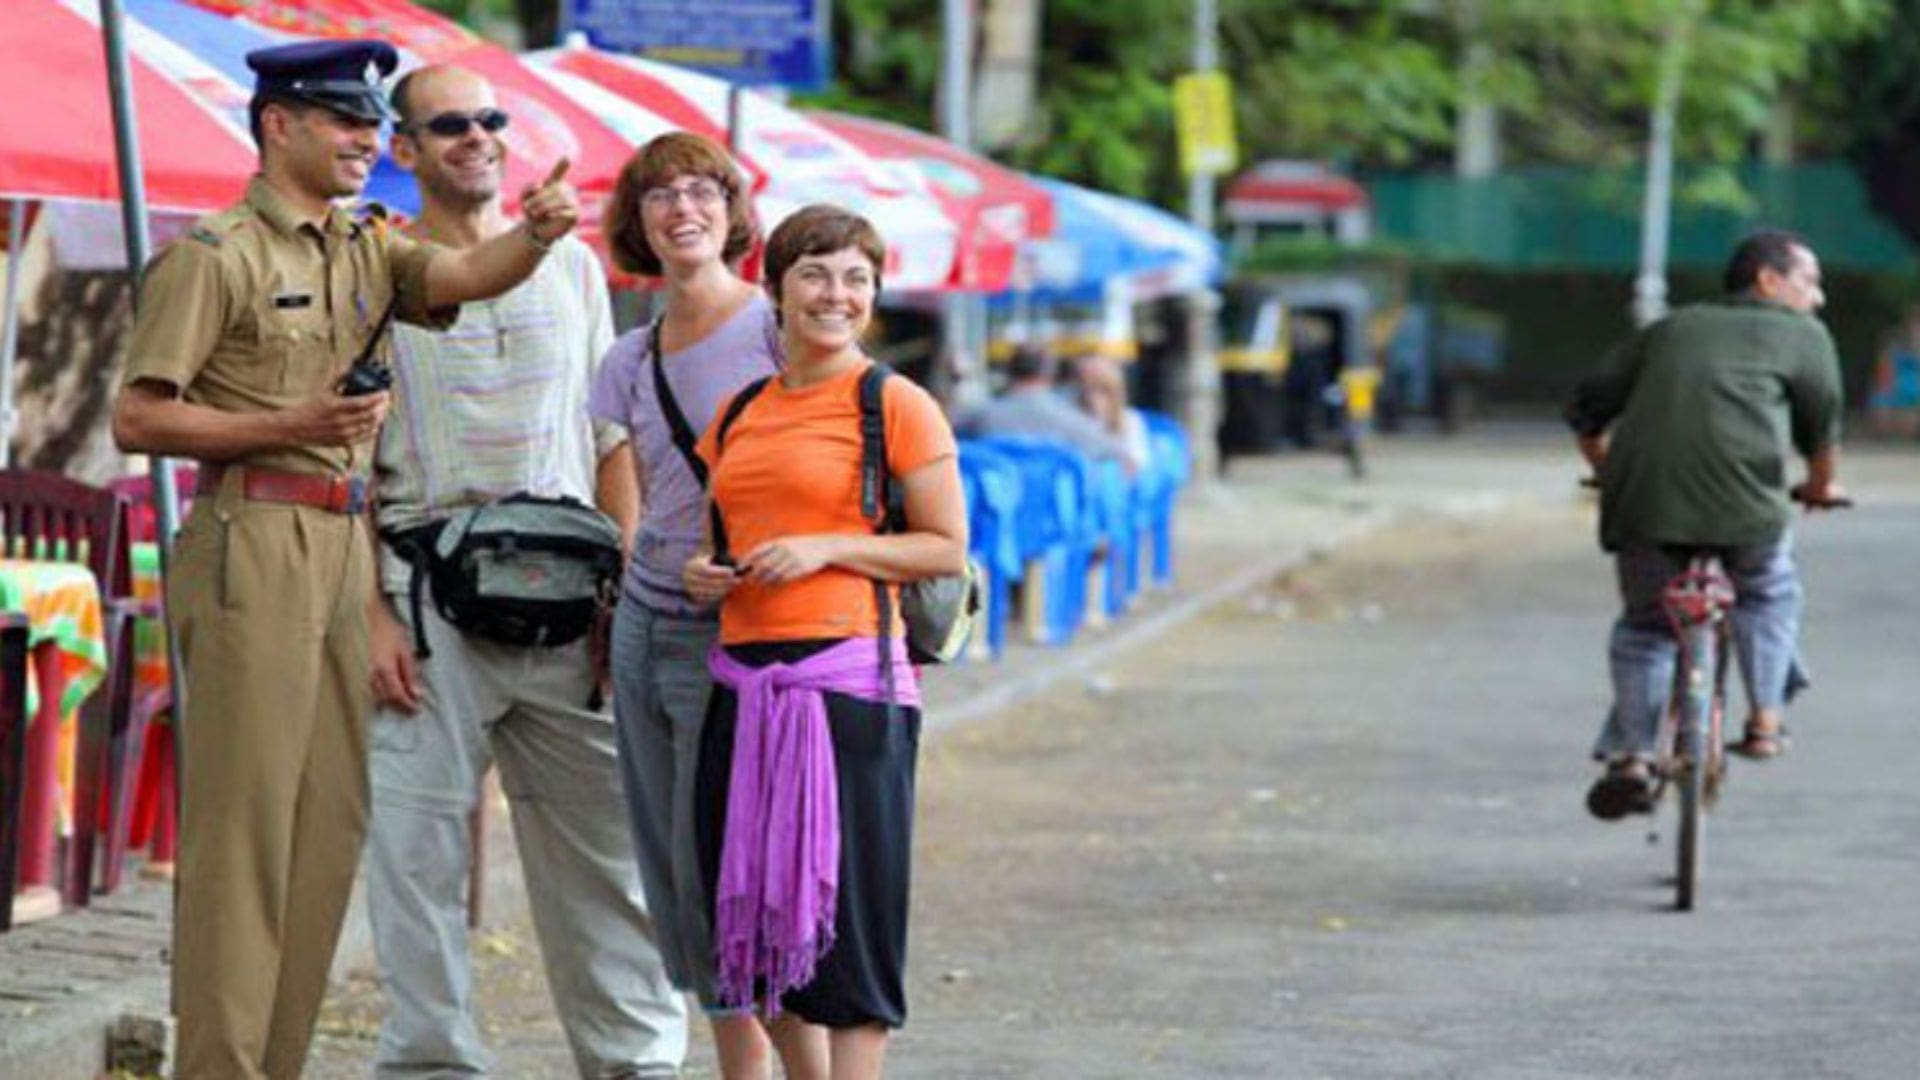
[605,132,756,276]
[762,204,887,306]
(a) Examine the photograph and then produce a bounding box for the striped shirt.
[373,235,622,591]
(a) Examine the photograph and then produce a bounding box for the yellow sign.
[1173,72,1238,177]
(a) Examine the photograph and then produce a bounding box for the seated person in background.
[955,345,1131,468]
[1075,354,1152,475]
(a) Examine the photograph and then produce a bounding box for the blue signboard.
[567,0,831,91]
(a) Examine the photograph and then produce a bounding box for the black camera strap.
[649,317,709,487]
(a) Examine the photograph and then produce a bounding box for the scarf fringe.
[715,894,838,1016]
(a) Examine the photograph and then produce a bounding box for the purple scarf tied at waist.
[708,636,920,1014]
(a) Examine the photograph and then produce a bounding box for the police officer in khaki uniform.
[109,40,580,1080]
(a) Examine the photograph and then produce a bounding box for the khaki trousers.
[364,594,687,1077]
[166,475,374,1079]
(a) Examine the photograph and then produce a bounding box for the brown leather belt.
[200,465,369,515]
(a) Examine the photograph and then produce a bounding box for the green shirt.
[1566,297,1843,551]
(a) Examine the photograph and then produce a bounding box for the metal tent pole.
[0,201,26,469]
[99,0,187,722]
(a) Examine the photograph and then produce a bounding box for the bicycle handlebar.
[1579,476,1852,508]
[1790,484,1853,510]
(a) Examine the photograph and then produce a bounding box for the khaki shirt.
[121,176,452,474]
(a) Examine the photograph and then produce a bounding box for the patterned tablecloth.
[0,558,107,889]
[131,543,169,713]
[0,558,107,718]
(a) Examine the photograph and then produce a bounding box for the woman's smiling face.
[777,246,878,355]
[640,172,731,272]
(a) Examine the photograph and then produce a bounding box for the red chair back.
[0,613,29,930]
[107,464,197,545]
[0,470,134,602]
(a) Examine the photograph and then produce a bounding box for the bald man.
[361,65,687,1077]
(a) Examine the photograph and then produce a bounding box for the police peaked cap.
[246,40,400,123]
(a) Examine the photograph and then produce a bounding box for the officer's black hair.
[1724,228,1810,294]
[247,93,313,148]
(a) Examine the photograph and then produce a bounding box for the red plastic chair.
[0,469,136,908]
[107,467,196,887]
[0,613,31,931]
[107,464,197,545]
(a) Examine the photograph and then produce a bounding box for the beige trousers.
[166,473,373,1079]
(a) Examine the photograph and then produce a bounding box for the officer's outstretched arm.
[112,378,389,460]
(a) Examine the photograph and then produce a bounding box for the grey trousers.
[364,598,688,1078]
[1594,535,1808,761]
[608,600,725,1006]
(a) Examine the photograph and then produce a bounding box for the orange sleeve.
[883,375,958,476]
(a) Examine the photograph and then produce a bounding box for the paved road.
[306,435,1920,1078]
[894,477,1920,1078]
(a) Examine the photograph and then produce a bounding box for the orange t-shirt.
[697,361,958,645]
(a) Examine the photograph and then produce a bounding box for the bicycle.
[1585,482,1848,911]
[1649,549,1734,912]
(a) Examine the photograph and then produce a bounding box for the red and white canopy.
[810,111,1055,293]
[0,0,259,212]
[528,42,961,292]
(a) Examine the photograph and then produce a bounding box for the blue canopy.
[1013,178,1223,304]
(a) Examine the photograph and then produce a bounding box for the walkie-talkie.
[338,293,401,396]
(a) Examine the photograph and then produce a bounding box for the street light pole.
[1184,0,1222,485]
[939,0,978,405]
[1633,5,1697,328]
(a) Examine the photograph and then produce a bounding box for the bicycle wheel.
[1674,631,1713,911]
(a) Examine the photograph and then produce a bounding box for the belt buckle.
[327,475,367,514]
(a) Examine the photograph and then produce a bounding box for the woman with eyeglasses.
[587,132,780,1078]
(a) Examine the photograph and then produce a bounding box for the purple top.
[589,294,782,616]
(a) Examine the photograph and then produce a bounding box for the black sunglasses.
[402,108,510,138]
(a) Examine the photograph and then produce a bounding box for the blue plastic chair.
[956,442,1025,659]
[1137,411,1191,586]
[969,435,1089,645]
[1086,459,1136,618]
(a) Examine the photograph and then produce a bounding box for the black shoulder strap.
[858,363,908,533]
[648,319,708,487]
[706,376,773,566]
[378,521,448,660]
[859,364,906,711]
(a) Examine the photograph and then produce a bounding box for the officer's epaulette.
[354,201,391,236]
[186,207,250,248]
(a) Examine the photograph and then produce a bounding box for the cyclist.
[1565,229,1846,820]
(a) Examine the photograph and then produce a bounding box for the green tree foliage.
[1224,1,1457,171]
[448,0,1889,217]
[1476,0,1887,207]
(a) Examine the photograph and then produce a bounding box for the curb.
[928,502,1398,735]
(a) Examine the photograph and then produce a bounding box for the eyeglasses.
[642,179,727,211]
[401,108,510,138]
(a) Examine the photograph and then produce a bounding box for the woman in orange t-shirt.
[683,205,966,1076]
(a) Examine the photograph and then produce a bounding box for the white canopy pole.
[0,200,26,469]
[100,0,188,727]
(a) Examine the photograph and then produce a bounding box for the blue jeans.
[1593,536,1810,761]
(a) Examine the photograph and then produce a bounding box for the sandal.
[1731,719,1789,761]
[1587,758,1656,821]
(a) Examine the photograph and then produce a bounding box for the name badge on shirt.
[272,291,314,310]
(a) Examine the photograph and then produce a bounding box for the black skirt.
[696,639,922,1029]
